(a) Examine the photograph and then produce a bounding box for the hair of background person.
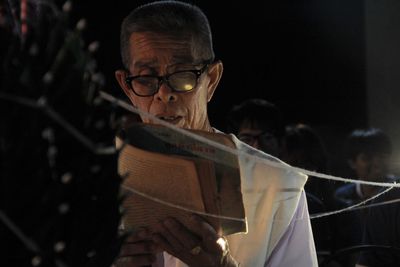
[345,128,392,160]
[226,98,285,139]
[283,123,328,173]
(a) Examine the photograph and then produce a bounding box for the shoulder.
[335,183,356,195]
[334,183,357,205]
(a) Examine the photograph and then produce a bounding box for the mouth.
[157,115,183,124]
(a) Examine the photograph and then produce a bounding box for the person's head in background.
[115,0,223,132]
[346,128,392,183]
[282,123,328,173]
[281,123,334,207]
[226,98,284,157]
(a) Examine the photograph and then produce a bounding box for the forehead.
[128,32,196,69]
[239,119,265,131]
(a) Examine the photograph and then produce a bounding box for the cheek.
[131,94,149,108]
[358,164,370,175]
[188,90,208,112]
[129,95,153,118]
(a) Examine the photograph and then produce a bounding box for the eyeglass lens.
[130,71,198,96]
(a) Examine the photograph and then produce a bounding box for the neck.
[193,118,213,133]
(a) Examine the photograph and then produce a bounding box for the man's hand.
[114,229,159,267]
[152,215,239,267]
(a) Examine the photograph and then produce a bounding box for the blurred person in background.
[226,98,285,158]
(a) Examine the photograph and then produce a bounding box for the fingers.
[153,217,200,253]
[151,216,232,267]
[189,215,231,265]
[125,229,150,243]
[120,229,153,256]
[190,215,222,253]
[116,229,157,267]
[119,240,154,257]
[116,218,233,267]
[165,217,201,250]
[153,218,185,252]
[115,254,156,267]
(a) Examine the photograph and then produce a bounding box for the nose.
[156,81,177,103]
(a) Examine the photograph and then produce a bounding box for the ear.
[205,60,223,102]
[115,70,134,100]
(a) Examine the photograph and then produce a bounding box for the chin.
[176,121,188,129]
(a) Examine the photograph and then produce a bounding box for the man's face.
[349,153,390,182]
[116,32,222,131]
[237,122,280,157]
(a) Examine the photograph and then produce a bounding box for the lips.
[157,115,183,124]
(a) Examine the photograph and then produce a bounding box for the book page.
[118,142,205,233]
[192,159,221,233]
[121,123,247,235]
[189,130,246,234]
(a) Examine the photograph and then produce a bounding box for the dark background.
[71,0,367,129]
[1,1,399,263]
[58,0,372,175]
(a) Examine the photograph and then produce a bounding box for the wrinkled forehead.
[128,32,199,69]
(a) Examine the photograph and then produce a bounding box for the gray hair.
[120,0,215,69]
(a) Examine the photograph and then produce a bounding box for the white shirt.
[162,134,317,267]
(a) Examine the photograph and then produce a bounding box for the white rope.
[100,91,400,189]
[309,186,394,219]
[101,91,400,220]
[0,210,40,252]
[121,185,246,223]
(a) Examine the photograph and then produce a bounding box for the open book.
[117,123,247,236]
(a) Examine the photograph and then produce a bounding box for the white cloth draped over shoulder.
[162,133,318,267]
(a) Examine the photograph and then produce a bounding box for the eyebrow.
[132,54,197,73]
[171,54,195,64]
[133,59,158,69]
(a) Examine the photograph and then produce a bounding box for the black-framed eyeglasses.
[125,62,211,97]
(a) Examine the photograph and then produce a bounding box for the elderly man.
[114,1,317,266]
